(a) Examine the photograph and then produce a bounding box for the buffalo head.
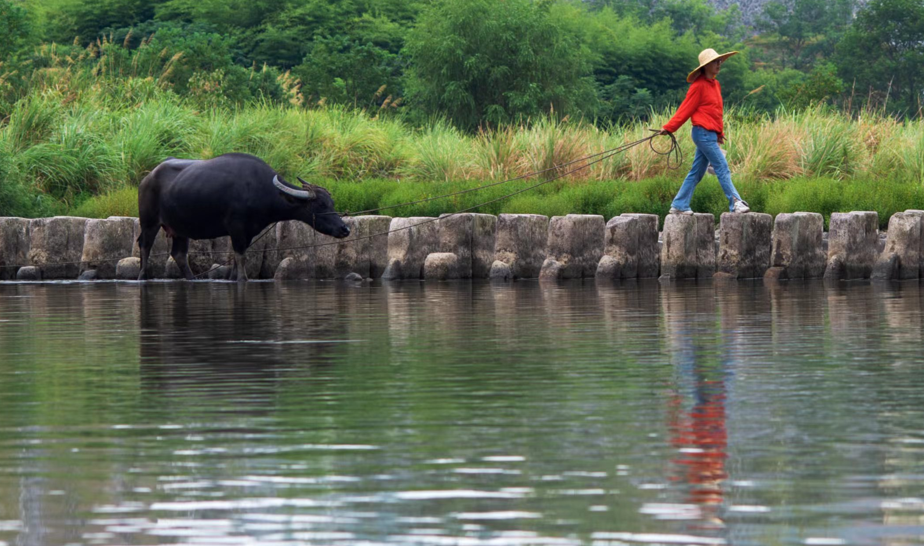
[273,175,351,238]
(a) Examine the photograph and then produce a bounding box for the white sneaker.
[669,207,694,216]
[733,199,750,213]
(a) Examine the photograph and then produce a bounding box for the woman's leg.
[671,134,711,212]
[692,128,742,211]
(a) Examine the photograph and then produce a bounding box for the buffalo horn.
[273,175,315,200]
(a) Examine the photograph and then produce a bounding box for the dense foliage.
[6,0,924,125]
[4,0,924,219]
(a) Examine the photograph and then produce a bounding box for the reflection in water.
[1,279,924,546]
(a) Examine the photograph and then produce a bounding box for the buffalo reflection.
[138,282,356,408]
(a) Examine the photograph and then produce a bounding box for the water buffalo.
[137,153,350,281]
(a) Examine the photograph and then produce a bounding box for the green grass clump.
[5,49,924,223]
[57,175,922,231]
[70,188,139,219]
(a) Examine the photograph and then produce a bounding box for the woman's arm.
[662,81,703,134]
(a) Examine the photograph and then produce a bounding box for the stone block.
[275,216,391,279]
[489,260,513,282]
[873,210,923,280]
[437,213,497,278]
[27,216,89,279]
[382,217,439,280]
[81,216,136,278]
[78,269,98,281]
[769,212,826,279]
[273,256,306,281]
[472,214,498,278]
[540,214,605,280]
[492,214,549,280]
[0,217,30,280]
[116,257,142,280]
[596,216,638,280]
[717,212,772,279]
[825,211,878,280]
[659,213,716,280]
[621,213,660,278]
[184,237,232,277]
[16,266,40,281]
[424,252,461,280]
[316,215,392,279]
[595,214,659,280]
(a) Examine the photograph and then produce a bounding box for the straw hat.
[687,48,738,83]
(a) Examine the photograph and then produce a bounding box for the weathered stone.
[382,217,439,280]
[596,216,641,280]
[826,211,879,280]
[78,269,98,281]
[872,210,923,280]
[492,214,549,280]
[540,214,605,280]
[16,266,41,281]
[621,213,660,278]
[344,272,364,283]
[770,212,826,279]
[315,215,392,279]
[208,264,233,280]
[472,214,498,278]
[489,260,513,282]
[0,217,30,280]
[27,216,89,279]
[436,213,497,278]
[81,216,136,279]
[116,257,142,280]
[763,266,787,281]
[823,255,845,281]
[717,212,772,279]
[273,256,307,281]
[872,253,899,281]
[423,252,461,280]
[659,213,715,280]
[274,216,391,279]
[275,220,316,277]
[184,237,232,277]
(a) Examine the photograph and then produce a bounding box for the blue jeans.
[671,126,742,212]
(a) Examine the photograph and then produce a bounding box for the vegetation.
[3,0,924,224]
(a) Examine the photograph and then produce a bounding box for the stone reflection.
[876,281,924,345]
[661,282,729,539]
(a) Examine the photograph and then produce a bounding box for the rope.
[3,131,680,277]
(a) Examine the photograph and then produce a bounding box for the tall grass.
[3,46,924,222]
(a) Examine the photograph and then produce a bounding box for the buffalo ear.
[296,176,312,189]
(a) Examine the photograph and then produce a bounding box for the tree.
[0,0,33,59]
[835,0,924,113]
[755,0,856,70]
[403,0,596,131]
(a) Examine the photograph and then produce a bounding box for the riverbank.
[3,73,924,222]
[1,210,920,283]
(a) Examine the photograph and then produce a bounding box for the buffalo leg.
[230,235,251,282]
[137,226,159,281]
[170,237,195,280]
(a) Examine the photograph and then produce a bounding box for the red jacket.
[663,75,725,138]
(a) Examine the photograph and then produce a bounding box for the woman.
[660,48,749,215]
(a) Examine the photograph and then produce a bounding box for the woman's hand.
[658,129,671,136]
[717,134,725,145]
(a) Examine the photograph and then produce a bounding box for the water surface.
[1,279,923,546]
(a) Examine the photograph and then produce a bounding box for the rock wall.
[3,211,923,283]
